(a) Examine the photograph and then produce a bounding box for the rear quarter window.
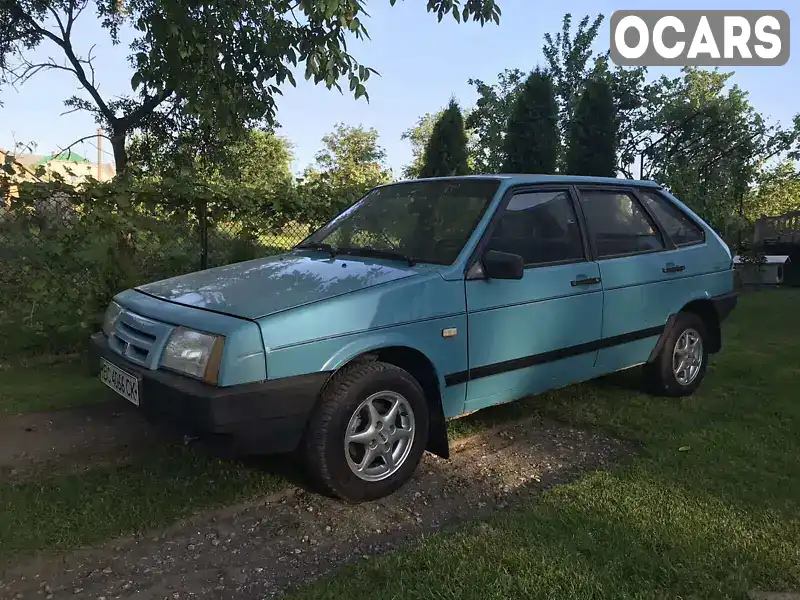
[640,190,705,247]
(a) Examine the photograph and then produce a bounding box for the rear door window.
[579,189,664,258]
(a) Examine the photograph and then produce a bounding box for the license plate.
[100,359,140,406]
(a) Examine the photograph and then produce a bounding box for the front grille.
[108,309,172,369]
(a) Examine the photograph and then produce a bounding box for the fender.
[648,292,734,362]
[647,313,679,363]
[321,333,450,459]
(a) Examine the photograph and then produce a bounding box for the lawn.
[0,360,105,414]
[0,446,285,560]
[289,289,800,599]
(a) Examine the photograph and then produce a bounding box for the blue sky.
[1,0,797,175]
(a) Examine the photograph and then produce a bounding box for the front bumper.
[89,332,329,454]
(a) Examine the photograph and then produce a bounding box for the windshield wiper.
[338,246,418,266]
[295,241,337,258]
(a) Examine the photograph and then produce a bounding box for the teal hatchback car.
[91,175,737,501]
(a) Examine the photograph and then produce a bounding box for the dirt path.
[1,415,632,600]
[0,402,162,481]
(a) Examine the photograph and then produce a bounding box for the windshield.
[300,179,500,265]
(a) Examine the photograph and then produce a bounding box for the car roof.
[395,174,662,188]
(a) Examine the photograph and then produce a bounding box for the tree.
[543,14,603,151]
[465,69,525,172]
[643,68,800,240]
[502,69,558,173]
[401,111,443,179]
[745,161,800,221]
[298,124,392,226]
[419,99,470,178]
[219,130,293,191]
[565,77,616,176]
[465,13,651,174]
[543,13,655,175]
[0,0,501,175]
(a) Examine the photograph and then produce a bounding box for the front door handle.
[571,276,602,286]
[663,264,686,273]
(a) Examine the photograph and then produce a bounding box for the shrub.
[0,176,306,359]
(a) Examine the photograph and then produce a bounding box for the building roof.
[14,150,92,165]
[10,150,115,180]
[37,150,91,164]
[14,154,46,167]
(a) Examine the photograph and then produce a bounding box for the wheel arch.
[325,344,449,459]
[648,298,722,363]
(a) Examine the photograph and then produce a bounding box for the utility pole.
[97,128,103,181]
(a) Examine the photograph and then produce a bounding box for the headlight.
[160,327,224,383]
[103,302,123,336]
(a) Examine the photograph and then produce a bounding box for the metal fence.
[0,187,312,358]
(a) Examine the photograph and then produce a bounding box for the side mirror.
[482,250,524,280]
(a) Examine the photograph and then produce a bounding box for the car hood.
[135,253,425,320]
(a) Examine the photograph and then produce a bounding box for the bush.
[0,176,308,359]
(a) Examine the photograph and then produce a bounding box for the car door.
[575,186,681,373]
[462,186,603,413]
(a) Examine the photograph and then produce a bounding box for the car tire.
[303,360,430,502]
[645,312,709,397]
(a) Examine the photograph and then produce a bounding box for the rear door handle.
[571,276,602,286]
[662,264,686,273]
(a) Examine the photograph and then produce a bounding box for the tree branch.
[66,0,88,39]
[59,37,115,125]
[7,3,67,48]
[84,43,97,87]
[118,89,173,131]
[8,55,78,86]
[46,4,67,39]
[55,133,114,156]
[60,106,85,116]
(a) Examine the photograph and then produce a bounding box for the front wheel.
[645,312,709,397]
[303,361,429,502]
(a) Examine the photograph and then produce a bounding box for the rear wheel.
[645,312,709,397]
[303,361,429,502]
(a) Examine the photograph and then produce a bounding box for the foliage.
[565,77,617,176]
[643,68,800,242]
[542,13,604,161]
[465,69,525,173]
[744,160,800,221]
[502,69,558,173]
[542,14,654,175]
[1,0,501,174]
[0,170,302,358]
[401,111,443,179]
[297,123,392,227]
[464,13,651,175]
[419,99,470,178]
[129,127,294,193]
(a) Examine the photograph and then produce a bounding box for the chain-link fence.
[0,181,314,359]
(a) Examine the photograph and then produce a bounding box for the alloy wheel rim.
[672,328,703,386]
[344,391,415,482]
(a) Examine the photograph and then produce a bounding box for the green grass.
[290,290,800,600]
[0,361,105,414]
[0,445,284,561]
